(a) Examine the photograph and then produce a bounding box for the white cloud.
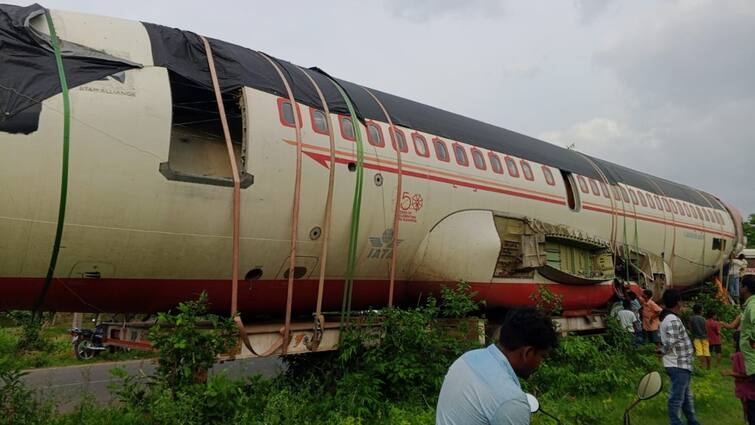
[382,0,504,22]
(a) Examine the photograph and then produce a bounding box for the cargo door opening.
[160,71,252,187]
[560,170,580,211]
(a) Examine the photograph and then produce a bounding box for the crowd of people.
[608,273,755,425]
[435,258,754,425]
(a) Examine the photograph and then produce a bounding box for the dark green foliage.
[0,367,57,425]
[528,318,658,397]
[529,284,564,316]
[743,213,755,249]
[102,285,482,424]
[689,282,739,324]
[10,311,48,351]
[148,292,237,389]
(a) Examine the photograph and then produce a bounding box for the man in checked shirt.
[660,289,701,425]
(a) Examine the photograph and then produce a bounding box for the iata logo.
[368,229,403,259]
[399,191,423,222]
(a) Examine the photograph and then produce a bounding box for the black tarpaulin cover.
[0,3,139,133]
[142,21,719,208]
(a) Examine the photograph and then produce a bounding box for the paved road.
[22,356,284,412]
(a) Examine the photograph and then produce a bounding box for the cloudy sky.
[21,0,755,215]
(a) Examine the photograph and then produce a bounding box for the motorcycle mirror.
[636,371,663,400]
[525,393,539,414]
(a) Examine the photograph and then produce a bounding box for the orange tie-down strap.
[258,52,304,355]
[295,66,337,348]
[362,88,403,307]
[200,35,258,356]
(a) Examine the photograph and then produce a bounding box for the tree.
[744,213,755,248]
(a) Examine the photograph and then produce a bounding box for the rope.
[294,67,337,341]
[33,11,71,316]
[362,88,402,307]
[258,53,304,355]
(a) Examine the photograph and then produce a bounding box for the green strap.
[33,11,71,315]
[328,83,365,327]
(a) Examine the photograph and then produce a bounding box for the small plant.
[148,292,237,390]
[11,311,47,352]
[530,284,564,316]
[0,367,51,425]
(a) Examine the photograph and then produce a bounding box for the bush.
[0,368,53,425]
[148,292,237,390]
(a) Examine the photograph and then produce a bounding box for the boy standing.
[706,311,723,366]
[689,304,710,370]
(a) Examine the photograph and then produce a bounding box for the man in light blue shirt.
[436,308,558,425]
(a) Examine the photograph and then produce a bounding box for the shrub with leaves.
[0,368,52,425]
[529,284,564,316]
[148,292,237,390]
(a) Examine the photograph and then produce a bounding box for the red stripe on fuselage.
[302,149,734,238]
[304,150,566,206]
[0,277,617,315]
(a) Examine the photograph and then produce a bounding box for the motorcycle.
[69,321,107,360]
[526,371,663,424]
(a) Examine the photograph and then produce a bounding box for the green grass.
[531,351,742,425]
[0,325,155,370]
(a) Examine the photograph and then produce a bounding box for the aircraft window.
[655,196,663,210]
[670,201,678,214]
[629,189,639,205]
[620,187,630,203]
[589,179,600,196]
[716,212,724,224]
[542,166,555,185]
[413,133,429,157]
[520,161,534,181]
[561,171,580,211]
[611,186,621,201]
[367,122,385,147]
[638,191,648,207]
[703,209,711,222]
[278,99,301,128]
[646,194,655,209]
[160,71,251,188]
[339,116,355,141]
[599,182,610,198]
[662,198,672,212]
[690,205,699,219]
[683,203,691,216]
[453,143,469,166]
[471,149,486,170]
[311,108,328,135]
[505,156,520,177]
[390,128,408,153]
[577,176,589,193]
[676,201,685,216]
[433,138,450,162]
[695,206,703,219]
[490,153,504,174]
